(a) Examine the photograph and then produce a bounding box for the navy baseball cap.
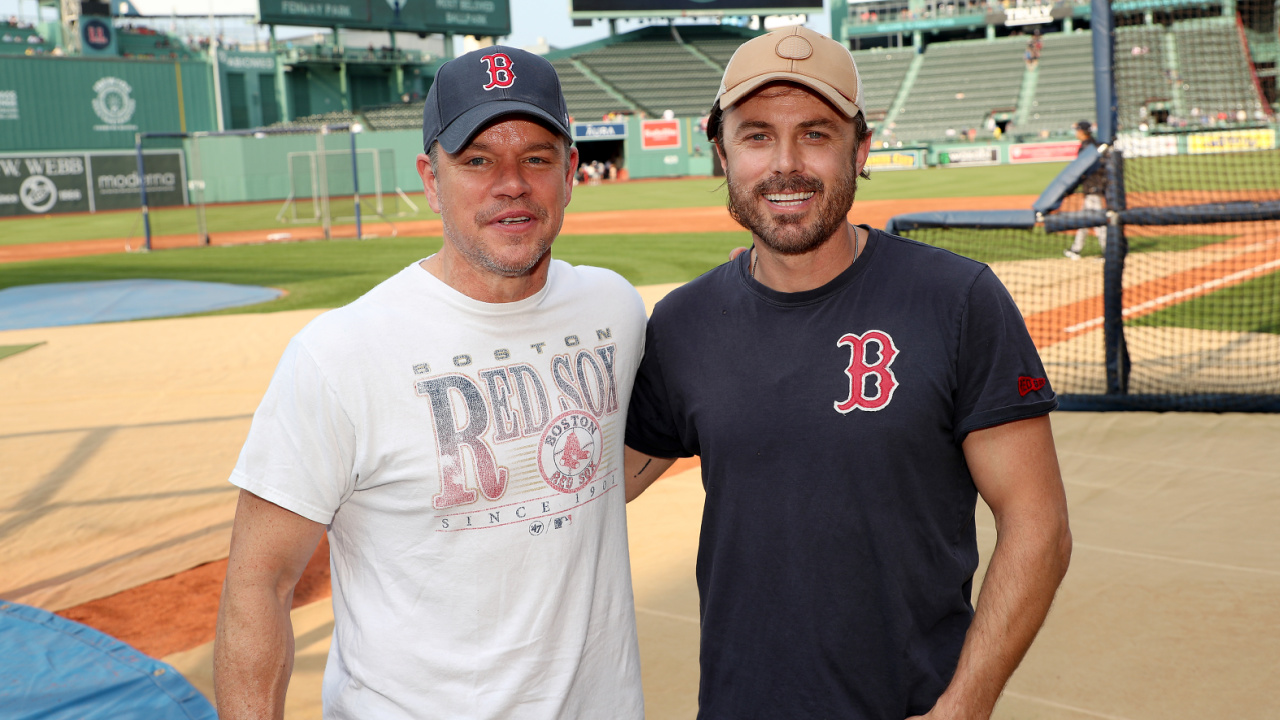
[423,46,572,154]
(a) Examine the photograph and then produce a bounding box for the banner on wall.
[0,150,186,217]
[1187,129,1276,155]
[641,120,681,150]
[937,146,1001,167]
[573,122,627,141]
[1009,142,1080,164]
[866,149,924,171]
[1113,133,1178,158]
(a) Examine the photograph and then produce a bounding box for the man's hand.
[912,414,1071,720]
[624,446,676,502]
[214,490,326,720]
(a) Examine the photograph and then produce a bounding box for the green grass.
[1128,268,1280,335]
[0,232,752,315]
[1126,150,1280,193]
[904,228,1231,264]
[0,164,1066,247]
[0,343,43,361]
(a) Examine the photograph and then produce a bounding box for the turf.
[1125,149,1280,193]
[0,232,752,315]
[0,343,43,361]
[0,164,1066,247]
[1128,268,1280,335]
[901,227,1229,264]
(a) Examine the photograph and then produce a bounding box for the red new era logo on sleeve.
[1018,376,1046,396]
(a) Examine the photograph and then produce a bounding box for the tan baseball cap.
[714,25,864,119]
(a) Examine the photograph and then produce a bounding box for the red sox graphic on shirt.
[481,52,515,90]
[415,333,621,535]
[834,330,900,413]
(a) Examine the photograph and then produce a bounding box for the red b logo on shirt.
[834,330,900,413]
[481,52,515,90]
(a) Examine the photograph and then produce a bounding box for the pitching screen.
[570,0,821,18]
[258,0,510,36]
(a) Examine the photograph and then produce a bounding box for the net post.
[1103,149,1129,395]
[135,133,152,252]
[317,127,332,241]
[350,124,363,240]
[1091,0,1117,144]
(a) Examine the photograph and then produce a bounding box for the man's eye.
[465,157,487,166]
[750,133,768,141]
[806,131,826,140]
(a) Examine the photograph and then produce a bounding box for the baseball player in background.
[624,26,1072,720]
[214,47,646,719]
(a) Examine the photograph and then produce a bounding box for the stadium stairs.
[887,36,1026,145]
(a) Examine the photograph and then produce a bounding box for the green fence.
[0,55,215,152]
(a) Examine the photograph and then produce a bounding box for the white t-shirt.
[231,259,647,720]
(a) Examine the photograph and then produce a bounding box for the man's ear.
[713,139,728,171]
[417,152,442,214]
[853,131,873,179]
[563,145,580,206]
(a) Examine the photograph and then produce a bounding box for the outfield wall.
[0,56,216,152]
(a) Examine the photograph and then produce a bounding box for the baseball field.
[2,161,1279,719]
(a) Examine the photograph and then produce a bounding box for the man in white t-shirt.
[213,47,647,720]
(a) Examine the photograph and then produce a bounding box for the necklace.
[751,226,861,280]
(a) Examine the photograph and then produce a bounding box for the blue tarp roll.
[1032,143,1101,215]
[0,601,217,720]
[885,210,1037,235]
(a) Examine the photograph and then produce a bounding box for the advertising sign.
[641,119,681,150]
[866,149,923,171]
[0,90,17,121]
[1009,141,1080,164]
[258,0,510,38]
[573,122,627,142]
[937,146,1001,167]
[571,0,820,17]
[1187,129,1276,155]
[0,151,186,217]
[90,152,187,212]
[1113,133,1178,158]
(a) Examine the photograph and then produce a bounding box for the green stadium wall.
[0,55,215,152]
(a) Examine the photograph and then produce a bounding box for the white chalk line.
[1001,691,1139,720]
[975,526,1280,577]
[635,606,699,625]
[1063,251,1280,335]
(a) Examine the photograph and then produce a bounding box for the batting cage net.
[891,0,1280,411]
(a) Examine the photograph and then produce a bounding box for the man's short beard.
[442,190,555,277]
[725,165,858,256]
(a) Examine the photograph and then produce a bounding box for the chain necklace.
[751,225,861,280]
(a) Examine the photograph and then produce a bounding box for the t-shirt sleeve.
[229,336,357,524]
[625,315,696,459]
[952,267,1058,442]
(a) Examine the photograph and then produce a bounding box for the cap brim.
[435,100,571,154]
[719,72,860,118]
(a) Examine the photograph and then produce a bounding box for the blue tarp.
[0,279,282,331]
[885,210,1037,235]
[0,601,217,720]
[1032,143,1102,215]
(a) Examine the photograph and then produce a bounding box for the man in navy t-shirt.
[624,26,1072,720]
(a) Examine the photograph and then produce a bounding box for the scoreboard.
[259,0,510,37]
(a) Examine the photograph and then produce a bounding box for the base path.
[0,196,1039,264]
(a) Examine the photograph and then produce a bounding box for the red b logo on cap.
[481,52,515,91]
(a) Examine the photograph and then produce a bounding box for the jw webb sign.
[0,151,186,217]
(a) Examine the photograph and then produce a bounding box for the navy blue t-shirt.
[626,228,1057,720]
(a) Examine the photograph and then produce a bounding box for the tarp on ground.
[0,601,216,719]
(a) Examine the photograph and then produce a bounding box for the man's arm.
[916,414,1072,720]
[214,489,327,720]
[624,446,676,502]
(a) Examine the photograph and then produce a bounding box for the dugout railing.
[886,0,1280,412]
